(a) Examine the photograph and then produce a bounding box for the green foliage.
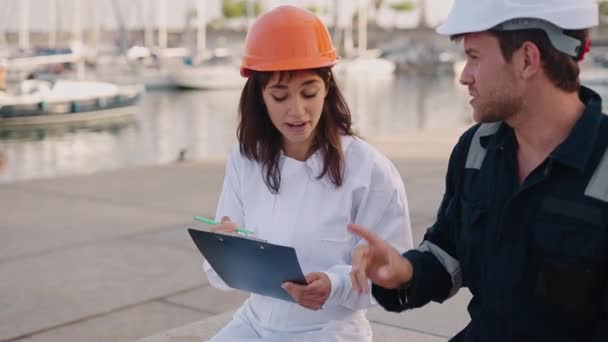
[222,0,261,18]
[390,1,416,12]
[600,1,608,16]
[208,18,223,29]
[306,5,320,14]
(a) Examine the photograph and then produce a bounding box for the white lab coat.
[205,135,413,341]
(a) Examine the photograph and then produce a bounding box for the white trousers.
[209,311,373,342]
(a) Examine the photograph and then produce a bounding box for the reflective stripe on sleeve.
[418,240,462,298]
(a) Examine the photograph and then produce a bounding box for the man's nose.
[459,61,474,86]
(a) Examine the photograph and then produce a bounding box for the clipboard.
[187,228,307,302]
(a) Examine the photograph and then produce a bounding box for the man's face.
[460,32,523,123]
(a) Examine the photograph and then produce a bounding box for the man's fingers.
[351,247,369,293]
[348,224,382,246]
[355,252,370,293]
[351,245,368,269]
[377,265,392,281]
[220,216,231,223]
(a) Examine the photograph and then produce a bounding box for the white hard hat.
[437,0,599,58]
[438,0,599,35]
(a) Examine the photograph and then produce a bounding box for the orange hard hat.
[240,5,339,77]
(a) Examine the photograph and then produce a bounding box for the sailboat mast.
[72,0,85,79]
[357,0,368,55]
[158,0,168,49]
[196,0,206,57]
[72,0,82,44]
[19,0,30,50]
[144,0,154,48]
[49,0,57,48]
[418,0,428,29]
[246,0,255,29]
[88,1,99,56]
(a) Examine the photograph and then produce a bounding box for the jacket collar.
[479,86,605,172]
[279,135,354,186]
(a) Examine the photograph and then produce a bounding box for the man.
[348,0,608,341]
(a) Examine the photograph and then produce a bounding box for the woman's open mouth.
[285,122,309,133]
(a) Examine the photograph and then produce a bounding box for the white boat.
[170,54,245,90]
[334,53,396,78]
[333,0,395,78]
[168,0,243,90]
[0,79,143,126]
[126,47,187,89]
[139,67,173,89]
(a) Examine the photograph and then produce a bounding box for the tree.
[222,0,261,18]
[390,1,416,12]
[389,1,428,29]
[600,0,608,16]
[306,5,320,14]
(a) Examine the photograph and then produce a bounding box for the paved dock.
[1,126,472,341]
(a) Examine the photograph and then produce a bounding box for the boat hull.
[0,104,138,126]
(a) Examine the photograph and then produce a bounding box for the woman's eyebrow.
[268,79,320,89]
[300,79,321,87]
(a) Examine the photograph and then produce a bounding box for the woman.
[204,5,413,341]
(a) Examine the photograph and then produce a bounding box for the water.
[1,75,605,184]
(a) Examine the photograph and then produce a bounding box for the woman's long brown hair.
[237,67,355,194]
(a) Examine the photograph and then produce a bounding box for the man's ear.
[518,41,542,79]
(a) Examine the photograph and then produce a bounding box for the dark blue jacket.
[373,86,608,341]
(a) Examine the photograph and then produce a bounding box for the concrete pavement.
[1,126,471,341]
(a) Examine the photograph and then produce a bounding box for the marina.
[1,1,608,341]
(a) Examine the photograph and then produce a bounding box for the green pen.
[193,216,255,236]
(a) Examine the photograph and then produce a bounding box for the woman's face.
[262,71,327,158]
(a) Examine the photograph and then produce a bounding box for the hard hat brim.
[240,58,339,78]
[436,6,599,36]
